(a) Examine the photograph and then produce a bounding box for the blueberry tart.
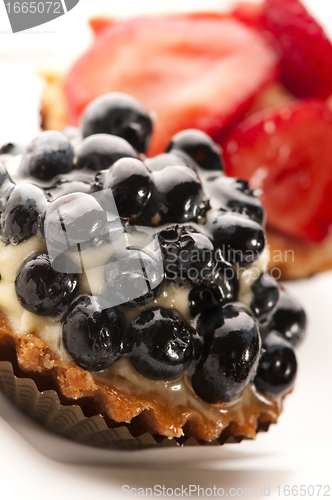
[0,93,306,446]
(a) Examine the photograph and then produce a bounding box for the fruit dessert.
[39,0,332,279]
[0,92,306,444]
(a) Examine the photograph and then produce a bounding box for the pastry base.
[267,228,332,280]
[0,311,280,445]
[40,71,68,132]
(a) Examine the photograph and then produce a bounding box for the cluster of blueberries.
[0,92,306,404]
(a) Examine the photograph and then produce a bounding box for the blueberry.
[191,303,261,403]
[141,166,209,225]
[205,176,264,225]
[20,131,74,182]
[251,273,280,326]
[62,294,124,371]
[269,290,306,346]
[1,184,48,245]
[127,308,193,381]
[75,134,139,173]
[44,192,107,252]
[104,248,164,307]
[0,142,26,156]
[188,259,238,316]
[206,210,265,264]
[81,92,153,154]
[145,152,197,172]
[254,331,297,398]
[84,218,126,249]
[208,258,238,295]
[188,285,223,317]
[158,225,218,286]
[0,162,15,213]
[166,129,223,171]
[100,158,152,219]
[15,253,78,316]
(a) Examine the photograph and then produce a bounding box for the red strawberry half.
[222,100,332,243]
[231,1,264,29]
[233,0,332,99]
[65,14,279,156]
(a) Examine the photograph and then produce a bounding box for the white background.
[0,1,332,499]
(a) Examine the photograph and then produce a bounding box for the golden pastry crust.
[40,72,67,132]
[267,227,332,280]
[0,311,281,443]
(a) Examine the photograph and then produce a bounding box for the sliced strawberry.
[223,100,332,243]
[234,0,332,99]
[262,0,332,98]
[64,14,279,156]
[231,1,264,29]
[89,17,115,37]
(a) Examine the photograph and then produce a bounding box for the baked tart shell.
[0,311,281,449]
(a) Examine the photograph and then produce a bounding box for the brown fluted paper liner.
[0,360,247,450]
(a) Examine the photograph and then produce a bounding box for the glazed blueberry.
[44,192,107,252]
[205,176,264,225]
[206,210,265,264]
[75,134,139,172]
[20,131,74,182]
[269,290,306,346]
[208,260,239,302]
[191,303,261,403]
[251,273,280,326]
[101,158,152,218]
[159,225,218,286]
[104,248,164,307]
[128,308,193,380]
[188,285,223,317]
[254,331,297,398]
[62,294,124,371]
[145,152,197,172]
[1,184,48,245]
[166,129,223,171]
[81,92,153,154]
[185,249,237,319]
[15,253,78,316]
[0,162,15,213]
[142,166,209,225]
[86,218,126,249]
[0,142,26,155]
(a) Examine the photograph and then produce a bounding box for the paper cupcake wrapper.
[0,360,248,450]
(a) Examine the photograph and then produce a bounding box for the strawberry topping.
[64,14,279,156]
[223,100,332,243]
[233,0,332,99]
